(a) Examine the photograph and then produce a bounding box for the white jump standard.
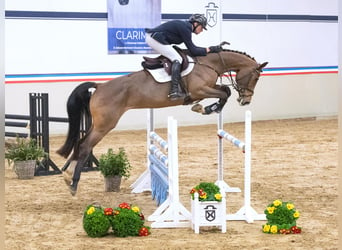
[217,110,266,223]
[131,110,191,228]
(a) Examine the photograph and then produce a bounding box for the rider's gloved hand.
[208,45,222,53]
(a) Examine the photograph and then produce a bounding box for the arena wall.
[4,0,339,134]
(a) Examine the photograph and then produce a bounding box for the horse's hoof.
[69,185,77,196]
[191,104,204,114]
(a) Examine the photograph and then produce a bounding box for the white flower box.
[191,192,226,233]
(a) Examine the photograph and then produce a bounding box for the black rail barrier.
[5,93,98,176]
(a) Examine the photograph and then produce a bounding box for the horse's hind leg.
[66,127,111,195]
[61,160,75,186]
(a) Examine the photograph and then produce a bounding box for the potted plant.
[262,199,301,234]
[190,182,226,233]
[98,147,133,192]
[5,136,47,179]
[82,202,150,238]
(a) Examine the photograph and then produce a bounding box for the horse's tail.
[57,81,97,158]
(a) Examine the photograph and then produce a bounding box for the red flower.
[290,225,301,234]
[104,207,113,216]
[139,213,145,221]
[190,188,196,194]
[118,202,131,209]
[138,227,150,236]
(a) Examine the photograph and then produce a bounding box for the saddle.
[141,46,190,75]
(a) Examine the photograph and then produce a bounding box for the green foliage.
[190,182,222,201]
[5,136,47,164]
[82,203,150,238]
[262,199,301,234]
[110,207,144,237]
[98,148,132,178]
[83,205,111,237]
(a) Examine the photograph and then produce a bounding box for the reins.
[192,57,221,76]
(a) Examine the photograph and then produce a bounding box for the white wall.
[4,0,339,134]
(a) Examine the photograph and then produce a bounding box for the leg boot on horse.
[168,60,186,101]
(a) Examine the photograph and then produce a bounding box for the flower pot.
[191,192,226,233]
[14,160,36,179]
[104,175,122,192]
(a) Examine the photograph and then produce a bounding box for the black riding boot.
[168,60,186,100]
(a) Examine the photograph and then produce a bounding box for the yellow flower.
[263,224,270,233]
[200,193,207,199]
[273,200,282,207]
[131,206,140,213]
[87,206,95,215]
[267,206,275,214]
[270,225,278,234]
[293,211,300,218]
[214,193,222,200]
[287,203,294,210]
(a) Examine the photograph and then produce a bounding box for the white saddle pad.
[145,56,195,83]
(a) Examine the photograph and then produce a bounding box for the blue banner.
[107,0,161,54]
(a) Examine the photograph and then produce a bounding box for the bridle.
[218,52,261,100]
[229,69,260,99]
[194,51,261,100]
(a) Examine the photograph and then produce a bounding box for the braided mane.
[222,49,256,62]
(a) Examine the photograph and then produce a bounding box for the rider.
[145,14,222,100]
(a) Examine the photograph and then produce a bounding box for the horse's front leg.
[191,85,231,115]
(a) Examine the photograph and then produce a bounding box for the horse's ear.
[257,62,268,72]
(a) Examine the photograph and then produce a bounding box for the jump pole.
[217,110,266,223]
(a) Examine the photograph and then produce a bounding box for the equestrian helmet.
[189,14,207,30]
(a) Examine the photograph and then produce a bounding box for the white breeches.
[145,33,183,63]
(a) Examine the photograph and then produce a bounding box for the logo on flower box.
[204,205,217,221]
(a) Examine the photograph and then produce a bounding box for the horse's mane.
[222,49,256,62]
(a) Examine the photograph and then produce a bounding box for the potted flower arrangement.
[190,182,223,202]
[5,136,47,179]
[262,199,302,234]
[83,202,150,237]
[98,147,133,192]
[190,182,226,233]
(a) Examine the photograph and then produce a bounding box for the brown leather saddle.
[141,46,190,75]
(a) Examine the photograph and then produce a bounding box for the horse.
[57,43,268,195]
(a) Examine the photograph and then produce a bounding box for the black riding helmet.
[189,14,207,32]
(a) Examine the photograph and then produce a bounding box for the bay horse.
[57,43,268,195]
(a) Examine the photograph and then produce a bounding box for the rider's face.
[193,22,204,34]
